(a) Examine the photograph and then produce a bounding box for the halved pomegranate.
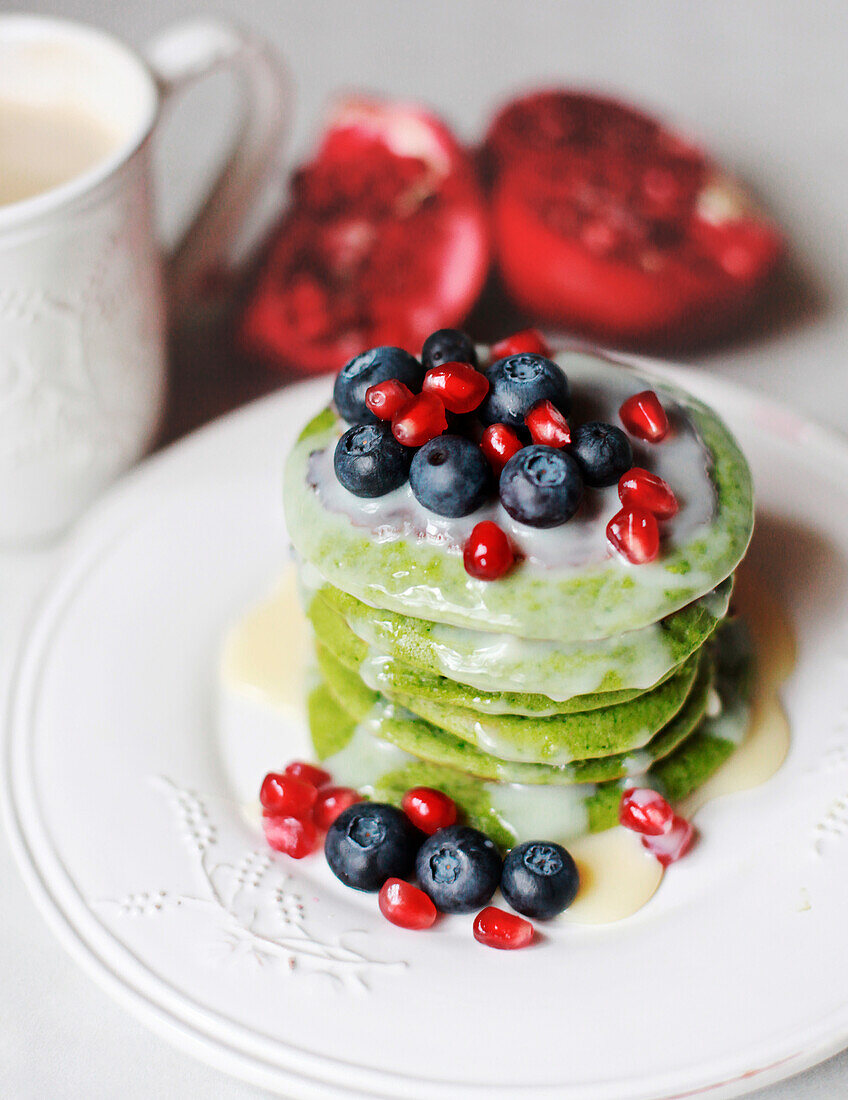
[242,97,490,374]
[484,90,783,349]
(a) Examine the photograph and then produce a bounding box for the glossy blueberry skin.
[324,803,421,892]
[333,346,424,424]
[409,435,491,517]
[478,354,570,430]
[499,445,583,527]
[569,421,633,488]
[415,825,502,914]
[501,841,580,919]
[421,328,479,371]
[334,423,412,497]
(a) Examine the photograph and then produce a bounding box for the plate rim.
[5,355,848,1100]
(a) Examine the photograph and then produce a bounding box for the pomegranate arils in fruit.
[525,399,571,447]
[618,467,678,519]
[392,391,448,447]
[379,878,438,929]
[401,787,458,835]
[473,906,534,950]
[619,390,670,442]
[484,89,783,348]
[481,423,523,474]
[314,786,362,830]
[422,362,489,414]
[259,773,318,818]
[619,787,674,836]
[365,379,414,420]
[607,507,660,564]
[263,814,319,859]
[240,96,490,375]
[642,814,696,867]
[284,761,332,788]
[463,521,516,581]
[491,328,550,359]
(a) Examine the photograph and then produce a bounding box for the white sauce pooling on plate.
[307,354,718,573]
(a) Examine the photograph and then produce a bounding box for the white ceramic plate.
[6,363,848,1100]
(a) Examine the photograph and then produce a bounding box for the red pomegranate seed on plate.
[642,814,696,866]
[491,329,551,359]
[259,773,318,817]
[284,761,332,788]
[606,507,660,564]
[314,786,362,830]
[378,878,438,929]
[365,379,414,420]
[401,787,458,834]
[263,814,319,858]
[473,906,535,950]
[392,391,448,447]
[525,399,571,447]
[618,467,678,519]
[481,423,523,474]
[422,361,489,414]
[463,521,516,581]
[619,787,674,836]
[619,390,670,442]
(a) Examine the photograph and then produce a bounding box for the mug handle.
[145,18,291,318]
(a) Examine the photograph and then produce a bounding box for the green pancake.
[285,354,753,642]
[306,622,752,849]
[315,636,703,765]
[315,643,712,784]
[313,577,732,702]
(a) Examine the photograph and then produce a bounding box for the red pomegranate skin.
[484,89,784,349]
[241,97,490,374]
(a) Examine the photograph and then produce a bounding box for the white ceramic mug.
[0,15,289,545]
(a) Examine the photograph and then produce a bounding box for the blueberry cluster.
[324,802,579,919]
[332,330,633,529]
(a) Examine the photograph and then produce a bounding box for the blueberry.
[479,354,570,430]
[334,346,424,424]
[499,445,583,527]
[334,423,412,497]
[324,803,421,892]
[569,421,633,488]
[501,841,580,919]
[409,435,491,517]
[421,328,478,371]
[415,825,502,913]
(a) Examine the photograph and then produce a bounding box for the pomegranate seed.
[392,391,448,447]
[481,423,523,474]
[463,521,515,581]
[473,906,534,950]
[313,786,362,830]
[260,773,318,817]
[365,379,414,420]
[642,814,696,866]
[491,329,550,359]
[606,507,660,564]
[525,399,571,447]
[619,787,674,836]
[401,787,458,834]
[618,467,678,519]
[263,814,319,858]
[619,390,670,442]
[284,761,332,788]
[378,878,438,929]
[422,361,489,414]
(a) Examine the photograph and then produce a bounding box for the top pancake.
[285,351,753,642]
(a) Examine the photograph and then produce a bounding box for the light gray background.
[3,1,848,1097]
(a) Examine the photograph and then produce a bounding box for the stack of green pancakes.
[284,349,755,850]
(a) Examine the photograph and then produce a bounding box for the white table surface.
[4,1,848,1096]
